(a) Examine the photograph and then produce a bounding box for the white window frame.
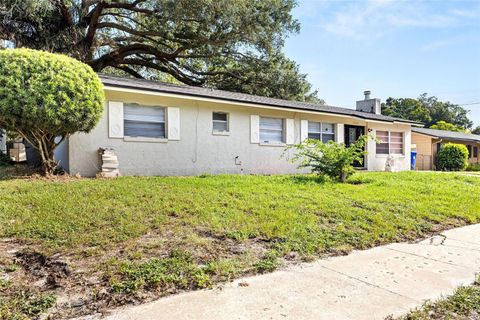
[376,130,404,155]
[212,111,229,134]
[307,121,336,143]
[259,116,285,145]
[123,103,166,139]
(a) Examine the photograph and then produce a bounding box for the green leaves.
[0,48,104,173]
[287,137,369,182]
[436,143,469,171]
[381,94,473,130]
[0,0,321,103]
[430,120,465,132]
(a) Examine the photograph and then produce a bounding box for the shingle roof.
[412,127,480,142]
[100,74,421,125]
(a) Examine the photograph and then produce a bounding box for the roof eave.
[102,81,419,126]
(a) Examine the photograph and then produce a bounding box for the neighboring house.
[55,75,420,177]
[412,127,480,170]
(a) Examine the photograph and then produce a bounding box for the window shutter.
[300,120,308,142]
[286,118,295,145]
[250,115,260,143]
[108,101,124,138]
[335,123,344,143]
[167,107,180,140]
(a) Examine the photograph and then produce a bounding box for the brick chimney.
[356,90,381,114]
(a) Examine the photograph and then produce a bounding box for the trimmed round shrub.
[0,48,104,173]
[436,143,469,171]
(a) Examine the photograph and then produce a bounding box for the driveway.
[101,224,480,320]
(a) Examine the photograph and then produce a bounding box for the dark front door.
[344,125,366,168]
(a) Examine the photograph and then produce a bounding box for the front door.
[344,125,366,168]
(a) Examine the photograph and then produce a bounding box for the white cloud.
[320,0,479,41]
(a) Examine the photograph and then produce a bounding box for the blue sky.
[283,0,480,127]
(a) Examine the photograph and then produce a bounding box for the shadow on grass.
[346,176,375,185]
[289,175,329,185]
[290,174,374,186]
[0,164,39,181]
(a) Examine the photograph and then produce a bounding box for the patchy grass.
[107,250,212,295]
[389,277,480,320]
[0,279,56,320]
[0,169,480,318]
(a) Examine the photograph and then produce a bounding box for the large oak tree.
[0,0,322,102]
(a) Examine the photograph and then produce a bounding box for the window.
[474,146,478,158]
[467,145,472,158]
[212,112,229,133]
[376,131,404,155]
[260,117,284,144]
[308,122,335,143]
[124,104,166,138]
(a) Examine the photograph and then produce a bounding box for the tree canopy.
[429,121,465,132]
[0,48,104,174]
[0,0,322,103]
[382,93,473,130]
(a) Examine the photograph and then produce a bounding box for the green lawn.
[390,277,480,320]
[0,168,480,319]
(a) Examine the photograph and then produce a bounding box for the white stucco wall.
[67,88,412,177]
[0,129,6,154]
[366,122,412,171]
[54,138,70,173]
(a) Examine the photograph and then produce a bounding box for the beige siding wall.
[412,134,480,171]
[366,122,412,171]
[469,143,480,164]
[411,133,433,170]
[67,88,413,176]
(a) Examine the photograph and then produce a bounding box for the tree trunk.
[40,149,57,176]
[18,131,62,176]
[30,134,58,176]
[339,171,347,183]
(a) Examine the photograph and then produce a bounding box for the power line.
[459,102,480,106]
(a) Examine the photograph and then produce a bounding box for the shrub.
[0,151,11,166]
[466,163,480,172]
[0,49,104,174]
[287,136,369,182]
[436,143,469,171]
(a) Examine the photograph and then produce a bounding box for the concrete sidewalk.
[103,224,480,320]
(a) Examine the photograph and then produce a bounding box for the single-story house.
[411,127,480,170]
[55,75,420,177]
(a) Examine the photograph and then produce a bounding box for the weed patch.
[389,277,480,319]
[108,250,212,295]
[0,284,56,320]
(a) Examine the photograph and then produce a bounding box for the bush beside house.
[287,136,369,182]
[0,49,104,174]
[436,143,469,171]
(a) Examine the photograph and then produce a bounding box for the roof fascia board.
[412,130,480,142]
[401,122,424,127]
[412,131,439,139]
[104,85,384,123]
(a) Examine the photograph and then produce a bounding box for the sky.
[283,0,480,127]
